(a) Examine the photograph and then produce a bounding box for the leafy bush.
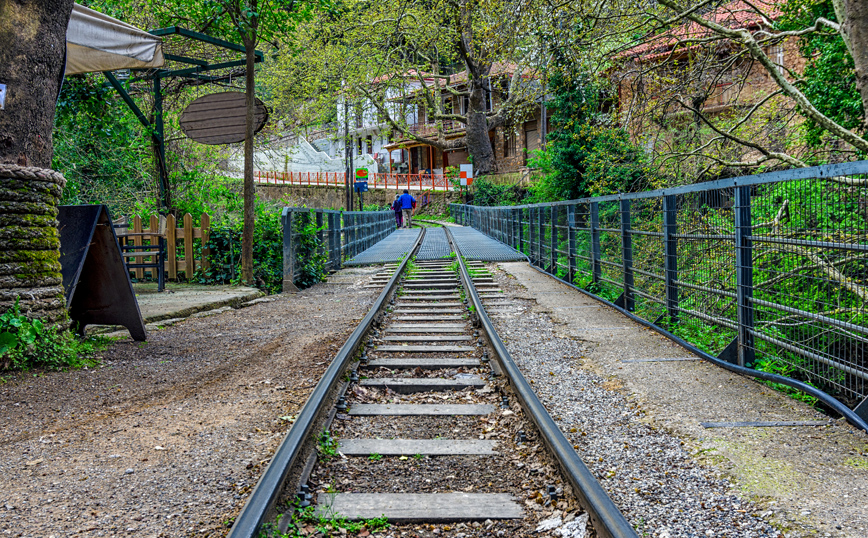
[0,301,100,371]
[530,69,657,201]
[196,200,285,294]
[471,177,524,206]
[290,210,328,288]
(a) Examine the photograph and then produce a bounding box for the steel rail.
[444,228,640,538]
[524,264,868,433]
[227,229,426,538]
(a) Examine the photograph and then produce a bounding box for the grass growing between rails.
[263,505,390,538]
[0,300,110,372]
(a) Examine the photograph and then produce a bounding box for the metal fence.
[452,161,868,415]
[281,207,394,291]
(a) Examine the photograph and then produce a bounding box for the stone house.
[613,0,807,165]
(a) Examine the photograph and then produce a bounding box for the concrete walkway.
[92,283,263,338]
[498,262,868,538]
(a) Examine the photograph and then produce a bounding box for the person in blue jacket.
[398,189,416,228]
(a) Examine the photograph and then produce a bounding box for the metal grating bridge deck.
[416,228,452,260]
[344,229,421,265]
[449,227,526,262]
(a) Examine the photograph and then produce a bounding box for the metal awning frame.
[104,26,264,210]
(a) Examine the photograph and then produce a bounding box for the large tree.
[268,0,550,175]
[0,0,76,320]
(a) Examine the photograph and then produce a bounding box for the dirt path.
[0,267,380,538]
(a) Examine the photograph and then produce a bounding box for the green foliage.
[290,211,328,288]
[0,301,103,371]
[54,74,155,217]
[196,199,286,293]
[471,177,524,206]
[531,69,655,201]
[778,0,863,151]
[368,453,383,461]
[318,429,339,458]
[264,505,389,538]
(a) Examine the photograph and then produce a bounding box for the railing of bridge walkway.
[452,161,868,417]
[281,207,394,291]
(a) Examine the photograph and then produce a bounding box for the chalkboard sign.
[179,92,269,145]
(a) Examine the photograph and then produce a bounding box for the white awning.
[65,4,164,75]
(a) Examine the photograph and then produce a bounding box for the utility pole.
[344,99,351,211]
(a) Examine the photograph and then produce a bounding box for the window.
[366,135,373,154]
[769,44,784,73]
[503,127,515,157]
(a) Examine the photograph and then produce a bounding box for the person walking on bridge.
[399,189,416,229]
[392,194,403,229]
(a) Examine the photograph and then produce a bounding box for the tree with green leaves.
[532,68,655,201]
[128,0,317,284]
[266,0,551,175]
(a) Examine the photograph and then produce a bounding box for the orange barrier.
[254,171,454,191]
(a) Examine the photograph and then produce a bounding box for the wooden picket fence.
[124,213,211,281]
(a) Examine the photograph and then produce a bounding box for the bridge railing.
[256,170,454,191]
[281,207,394,291]
[452,161,868,415]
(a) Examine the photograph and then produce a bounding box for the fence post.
[590,202,601,283]
[734,186,756,367]
[345,213,354,259]
[514,208,524,253]
[327,212,337,270]
[529,207,537,266]
[183,213,195,278]
[505,208,512,247]
[620,198,635,312]
[536,207,543,266]
[166,213,178,280]
[550,206,558,274]
[662,194,679,323]
[567,204,577,284]
[282,208,299,292]
[315,210,325,263]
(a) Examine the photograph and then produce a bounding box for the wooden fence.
[124,213,211,281]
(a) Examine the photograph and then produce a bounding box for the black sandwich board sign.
[58,205,147,341]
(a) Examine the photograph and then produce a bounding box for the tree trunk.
[841,0,868,131]
[465,80,496,175]
[241,38,256,285]
[0,0,75,321]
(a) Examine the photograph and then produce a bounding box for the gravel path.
[0,267,380,537]
[482,266,784,538]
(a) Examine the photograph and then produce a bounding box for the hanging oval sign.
[179,92,269,145]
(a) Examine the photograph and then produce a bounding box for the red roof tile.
[620,0,782,61]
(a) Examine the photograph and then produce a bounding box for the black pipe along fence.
[451,161,868,426]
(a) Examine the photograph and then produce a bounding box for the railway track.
[229,228,637,538]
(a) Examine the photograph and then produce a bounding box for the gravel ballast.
[483,266,783,538]
[488,261,868,538]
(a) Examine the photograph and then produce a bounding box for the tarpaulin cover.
[65,4,164,75]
